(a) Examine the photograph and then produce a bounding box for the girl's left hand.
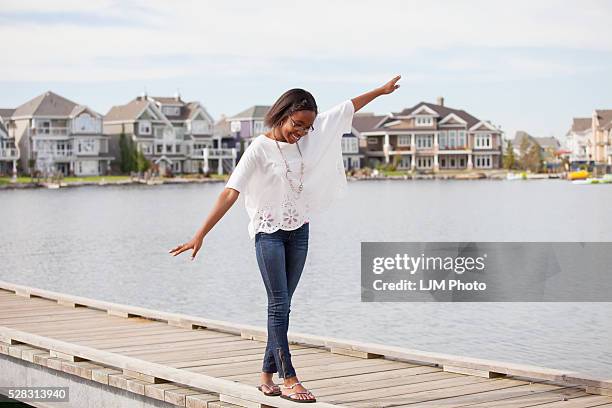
[379,75,401,95]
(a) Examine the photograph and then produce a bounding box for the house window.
[458,131,466,147]
[100,139,108,153]
[416,135,433,149]
[367,137,378,145]
[416,116,433,127]
[162,106,180,116]
[230,121,241,133]
[254,121,264,134]
[140,143,151,154]
[475,134,492,149]
[139,121,151,135]
[341,137,358,153]
[156,144,163,154]
[417,156,433,168]
[398,135,410,146]
[399,155,411,169]
[449,131,457,148]
[192,120,210,134]
[73,113,98,133]
[475,155,492,168]
[439,131,447,148]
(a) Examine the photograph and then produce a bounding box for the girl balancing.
[169,75,401,403]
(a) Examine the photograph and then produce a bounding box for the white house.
[104,93,235,175]
[0,109,19,176]
[565,117,592,165]
[4,91,112,176]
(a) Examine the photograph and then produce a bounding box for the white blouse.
[225,99,355,239]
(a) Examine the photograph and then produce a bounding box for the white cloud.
[0,0,611,82]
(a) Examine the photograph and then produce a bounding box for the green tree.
[503,140,516,169]
[119,132,150,173]
[389,154,400,171]
[118,132,135,173]
[134,149,150,172]
[28,158,36,178]
[519,137,542,173]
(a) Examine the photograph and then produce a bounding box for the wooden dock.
[1,280,611,408]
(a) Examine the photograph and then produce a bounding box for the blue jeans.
[255,222,309,379]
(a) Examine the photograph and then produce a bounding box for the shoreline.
[0,170,573,190]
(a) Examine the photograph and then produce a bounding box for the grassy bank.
[0,175,133,185]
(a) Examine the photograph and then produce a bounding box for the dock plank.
[1,280,610,408]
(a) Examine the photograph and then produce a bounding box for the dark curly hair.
[264,88,318,128]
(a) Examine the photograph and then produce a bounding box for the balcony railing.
[0,148,18,159]
[438,145,469,150]
[31,127,69,136]
[192,148,235,159]
[36,150,74,158]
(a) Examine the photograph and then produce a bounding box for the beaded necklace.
[273,133,304,198]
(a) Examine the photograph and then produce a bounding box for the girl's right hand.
[168,233,204,261]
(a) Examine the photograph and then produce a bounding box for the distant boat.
[526,173,548,179]
[572,176,612,185]
[568,170,589,180]
[507,172,553,180]
[456,173,485,180]
[506,172,524,180]
[146,179,164,185]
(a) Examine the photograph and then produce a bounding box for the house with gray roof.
[104,93,235,175]
[564,118,592,166]
[562,108,612,171]
[227,104,372,170]
[592,109,612,168]
[356,97,503,172]
[3,91,112,176]
[227,105,271,151]
[0,109,19,176]
[512,131,562,169]
[342,112,384,170]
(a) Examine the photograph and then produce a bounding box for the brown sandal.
[280,381,317,403]
[257,383,282,396]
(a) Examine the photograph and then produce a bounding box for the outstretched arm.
[351,75,401,113]
[168,188,239,260]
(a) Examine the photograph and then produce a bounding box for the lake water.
[0,180,610,378]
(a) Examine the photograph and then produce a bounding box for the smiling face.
[278,110,316,144]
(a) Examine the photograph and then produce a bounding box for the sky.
[1,0,611,143]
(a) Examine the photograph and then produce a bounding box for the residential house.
[513,131,562,169]
[213,114,238,150]
[4,91,112,176]
[591,110,612,167]
[344,113,383,170]
[0,109,19,176]
[227,105,271,151]
[104,93,235,175]
[227,105,375,170]
[358,97,503,171]
[564,118,592,166]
